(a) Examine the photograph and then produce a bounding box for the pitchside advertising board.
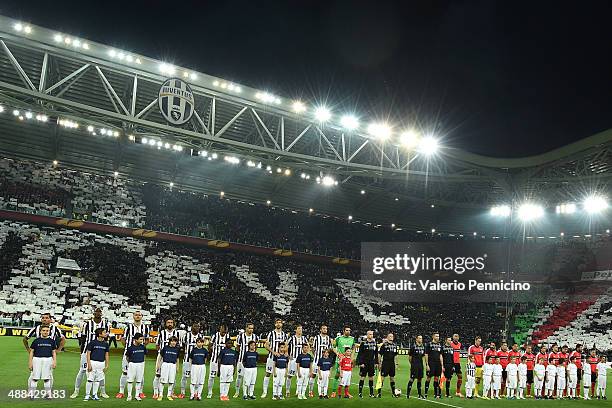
[158,78,195,125]
[361,240,612,303]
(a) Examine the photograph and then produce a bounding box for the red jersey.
[587,356,598,373]
[509,350,521,364]
[451,341,461,364]
[536,352,548,367]
[558,352,569,366]
[484,348,497,363]
[468,345,484,367]
[548,352,560,366]
[340,356,353,372]
[571,351,582,369]
[497,351,509,369]
[523,352,535,370]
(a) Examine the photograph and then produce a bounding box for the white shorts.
[546,374,556,389]
[32,357,53,380]
[534,377,544,390]
[597,375,607,388]
[191,364,205,385]
[567,375,577,388]
[557,375,566,390]
[340,370,352,386]
[182,361,192,378]
[127,362,145,383]
[80,352,88,371]
[274,368,286,386]
[208,361,219,378]
[236,362,244,377]
[519,377,526,388]
[243,367,257,387]
[288,359,297,377]
[87,360,106,382]
[220,365,234,383]
[492,375,501,390]
[160,362,176,384]
[318,370,330,386]
[466,376,475,389]
[507,376,517,389]
[265,356,275,374]
[483,374,492,387]
[121,354,129,372]
[583,374,591,387]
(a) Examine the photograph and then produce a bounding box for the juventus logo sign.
[158,78,195,126]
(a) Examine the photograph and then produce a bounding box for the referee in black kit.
[357,330,379,398]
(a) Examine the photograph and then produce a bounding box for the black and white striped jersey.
[80,319,110,352]
[287,334,307,360]
[209,332,230,363]
[156,328,180,352]
[466,362,476,378]
[26,323,64,340]
[122,323,150,354]
[236,332,259,362]
[312,334,332,362]
[265,330,288,358]
[182,331,200,363]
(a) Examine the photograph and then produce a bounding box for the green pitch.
[0,337,608,407]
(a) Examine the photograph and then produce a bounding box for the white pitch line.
[420,398,464,408]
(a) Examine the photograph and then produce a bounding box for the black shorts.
[527,370,534,384]
[428,363,442,377]
[443,365,455,379]
[591,372,597,383]
[502,370,507,381]
[577,370,582,382]
[381,362,396,377]
[410,365,424,379]
[453,363,462,374]
[359,363,375,377]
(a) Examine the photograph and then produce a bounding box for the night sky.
[2,0,611,157]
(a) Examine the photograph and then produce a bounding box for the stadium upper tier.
[0,157,610,258]
[0,14,610,231]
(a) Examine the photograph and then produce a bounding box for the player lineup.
[25,309,609,401]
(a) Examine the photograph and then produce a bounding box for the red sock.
[337,385,342,395]
[344,386,349,396]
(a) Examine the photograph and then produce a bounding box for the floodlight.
[419,136,439,155]
[314,107,331,122]
[292,101,306,113]
[367,122,391,140]
[583,195,608,214]
[490,205,511,217]
[340,115,359,130]
[399,130,419,148]
[518,203,544,222]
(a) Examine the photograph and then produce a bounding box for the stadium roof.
[0,15,610,234]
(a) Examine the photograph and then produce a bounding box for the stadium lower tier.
[0,338,609,406]
[0,219,505,344]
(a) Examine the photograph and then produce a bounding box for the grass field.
[0,337,609,407]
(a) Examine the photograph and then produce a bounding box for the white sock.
[263,376,270,394]
[29,380,37,397]
[85,381,92,397]
[207,377,214,395]
[286,378,292,394]
[167,383,174,397]
[127,382,133,398]
[119,373,127,394]
[309,377,314,393]
[181,375,187,395]
[236,375,242,393]
[153,376,159,395]
[43,380,51,396]
[74,370,85,392]
[92,381,100,397]
[137,381,143,396]
[99,378,105,394]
